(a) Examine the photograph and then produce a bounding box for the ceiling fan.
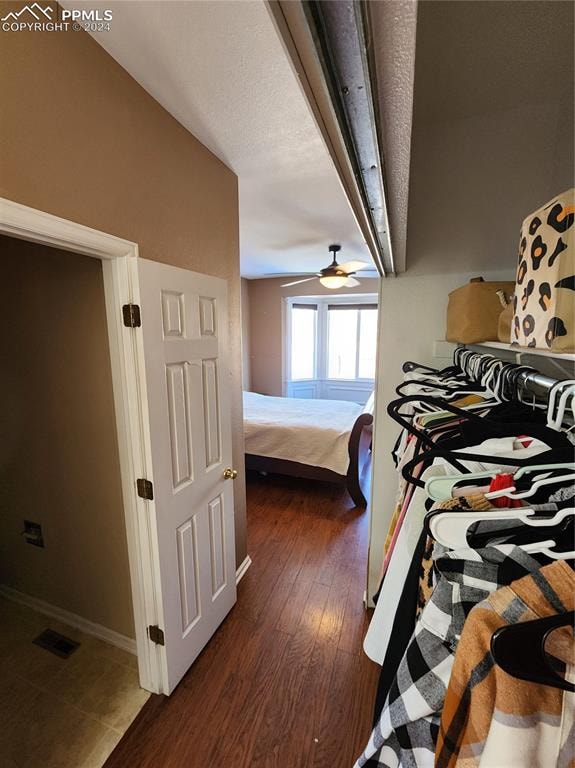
[281,244,369,289]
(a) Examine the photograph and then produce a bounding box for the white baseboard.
[0,585,137,655]
[235,555,252,585]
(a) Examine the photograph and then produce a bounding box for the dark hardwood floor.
[105,472,379,768]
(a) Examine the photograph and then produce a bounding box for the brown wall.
[247,276,380,396]
[405,0,574,276]
[0,237,134,637]
[0,20,247,566]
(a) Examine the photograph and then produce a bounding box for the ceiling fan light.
[319,275,348,289]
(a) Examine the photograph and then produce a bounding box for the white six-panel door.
[138,258,237,694]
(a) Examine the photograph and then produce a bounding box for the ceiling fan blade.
[338,260,370,273]
[344,277,360,288]
[281,277,317,288]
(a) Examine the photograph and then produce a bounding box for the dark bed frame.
[245,396,374,507]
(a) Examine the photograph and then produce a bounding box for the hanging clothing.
[549,485,575,505]
[436,560,575,768]
[363,352,575,768]
[365,437,550,666]
[487,472,524,508]
[356,545,548,768]
[372,525,430,723]
[416,494,494,619]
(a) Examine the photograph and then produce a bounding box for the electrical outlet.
[22,520,44,548]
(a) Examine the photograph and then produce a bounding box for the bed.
[243,390,374,507]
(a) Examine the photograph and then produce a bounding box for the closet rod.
[457,346,571,407]
[406,347,570,404]
[517,370,561,401]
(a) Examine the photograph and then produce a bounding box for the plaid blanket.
[436,560,574,768]
[354,545,546,768]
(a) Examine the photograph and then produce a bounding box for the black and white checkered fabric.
[354,544,545,768]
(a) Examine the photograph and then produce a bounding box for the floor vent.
[33,629,80,659]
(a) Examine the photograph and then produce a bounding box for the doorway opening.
[0,197,241,705]
[0,234,150,766]
[241,276,378,513]
[0,199,163,693]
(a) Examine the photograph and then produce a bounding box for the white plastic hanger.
[520,539,575,559]
[426,470,502,501]
[485,471,575,501]
[546,380,566,428]
[554,385,575,431]
[429,507,575,558]
[514,462,575,480]
[546,380,575,431]
[426,462,575,502]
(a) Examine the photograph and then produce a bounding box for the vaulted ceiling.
[74,0,375,278]
[67,0,572,280]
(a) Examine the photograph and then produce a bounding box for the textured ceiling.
[71,0,373,278]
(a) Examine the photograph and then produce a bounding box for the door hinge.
[122,303,141,328]
[136,478,154,500]
[148,625,165,646]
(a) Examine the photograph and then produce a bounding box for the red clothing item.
[488,473,524,508]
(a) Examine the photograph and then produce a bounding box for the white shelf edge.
[471,341,575,362]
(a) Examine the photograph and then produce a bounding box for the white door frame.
[0,197,164,693]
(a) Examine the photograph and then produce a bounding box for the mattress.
[243,391,363,475]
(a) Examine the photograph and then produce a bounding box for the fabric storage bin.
[512,188,574,352]
[446,277,515,344]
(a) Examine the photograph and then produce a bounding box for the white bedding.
[243,391,363,475]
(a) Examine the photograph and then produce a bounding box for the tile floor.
[0,595,149,768]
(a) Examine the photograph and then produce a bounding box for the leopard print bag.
[512,188,574,352]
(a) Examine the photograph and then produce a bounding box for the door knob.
[223,468,238,480]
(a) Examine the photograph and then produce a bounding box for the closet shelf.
[471,341,575,363]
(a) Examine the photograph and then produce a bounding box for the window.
[287,296,378,386]
[290,304,317,380]
[327,308,358,379]
[327,304,378,380]
[358,307,378,379]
